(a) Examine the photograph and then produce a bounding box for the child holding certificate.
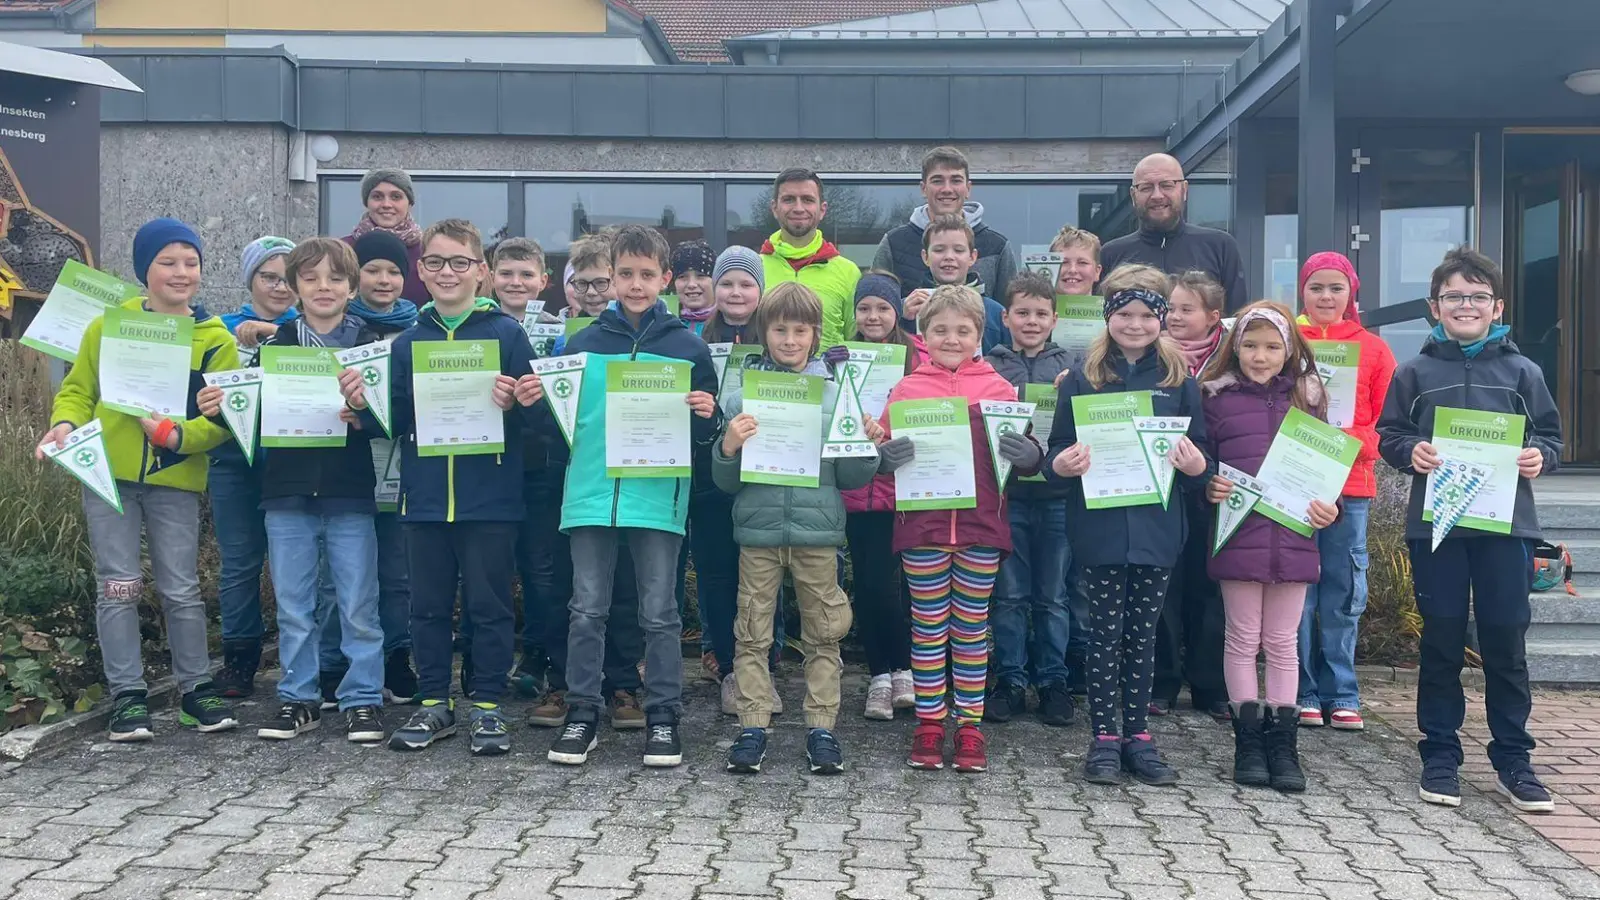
[844,272,926,721]
[1199,301,1337,793]
[1044,263,1211,787]
[715,283,882,775]
[547,225,721,770]
[38,217,241,741]
[1378,247,1563,814]
[1294,251,1396,732]
[878,285,1043,773]
[338,218,543,759]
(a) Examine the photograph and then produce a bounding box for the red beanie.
[1299,251,1360,322]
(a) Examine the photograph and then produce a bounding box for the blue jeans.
[208,457,266,642]
[319,514,410,660]
[992,497,1071,688]
[266,510,384,709]
[1298,497,1370,711]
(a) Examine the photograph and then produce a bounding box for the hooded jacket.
[50,298,238,494]
[872,201,1021,301]
[560,302,722,535]
[1044,351,1213,569]
[363,299,538,523]
[1202,371,1324,584]
[1377,328,1562,541]
[844,333,929,514]
[1297,315,1397,499]
[712,356,879,547]
[760,230,861,348]
[883,356,1039,555]
[1099,221,1248,310]
[985,342,1075,502]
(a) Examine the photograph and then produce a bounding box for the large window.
[324,179,511,244]
[526,182,705,311]
[726,182,919,267]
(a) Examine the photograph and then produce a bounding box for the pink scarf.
[680,305,715,323]
[349,212,423,248]
[1177,326,1224,376]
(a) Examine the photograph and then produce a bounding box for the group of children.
[36,171,1562,812]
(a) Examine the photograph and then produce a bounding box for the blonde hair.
[1050,225,1101,260]
[917,284,985,335]
[754,282,823,358]
[1081,263,1186,390]
[1200,300,1327,417]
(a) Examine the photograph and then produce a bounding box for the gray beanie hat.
[712,246,765,293]
[359,168,416,206]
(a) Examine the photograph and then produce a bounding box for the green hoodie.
[50,297,239,493]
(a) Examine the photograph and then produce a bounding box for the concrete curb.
[1356,663,1487,688]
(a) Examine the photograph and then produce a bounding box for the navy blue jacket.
[1044,351,1213,568]
[362,303,539,523]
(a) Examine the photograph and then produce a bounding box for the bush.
[1357,466,1422,667]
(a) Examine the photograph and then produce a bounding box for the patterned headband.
[1234,307,1291,344]
[1103,287,1169,323]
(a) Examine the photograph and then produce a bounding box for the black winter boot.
[1231,701,1270,786]
[1264,705,1308,793]
[385,648,420,704]
[214,638,260,699]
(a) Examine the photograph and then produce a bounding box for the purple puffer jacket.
[1202,371,1324,584]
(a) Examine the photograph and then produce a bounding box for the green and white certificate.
[605,361,691,478]
[1254,406,1360,536]
[1051,295,1103,359]
[98,307,194,418]
[889,397,976,511]
[739,369,825,487]
[564,316,596,337]
[1018,383,1057,482]
[1308,340,1361,429]
[21,260,139,363]
[260,346,346,448]
[1423,407,1525,534]
[412,340,503,457]
[1071,391,1158,509]
[842,341,908,420]
[719,345,764,396]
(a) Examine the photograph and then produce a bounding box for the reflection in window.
[324,179,510,244]
[1262,173,1298,305]
[726,182,919,268]
[526,182,705,313]
[1377,146,1475,360]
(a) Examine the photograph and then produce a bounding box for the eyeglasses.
[1434,292,1496,308]
[420,255,481,273]
[569,277,612,295]
[254,272,289,291]
[1132,179,1186,197]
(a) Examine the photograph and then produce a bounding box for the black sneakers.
[345,705,385,743]
[727,728,768,774]
[1496,766,1555,813]
[1121,736,1179,786]
[384,649,419,705]
[986,682,1027,723]
[1419,758,1462,807]
[178,682,238,733]
[108,690,153,742]
[1084,738,1123,785]
[319,668,344,711]
[549,718,599,766]
[644,720,683,768]
[214,639,260,699]
[1036,683,1075,728]
[259,701,321,740]
[806,728,845,775]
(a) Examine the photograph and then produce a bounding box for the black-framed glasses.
[1434,292,1496,308]
[1132,179,1186,197]
[254,272,290,291]
[421,255,481,273]
[569,277,612,295]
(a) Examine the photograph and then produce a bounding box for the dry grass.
[1357,466,1423,667]
[0,342,91,570]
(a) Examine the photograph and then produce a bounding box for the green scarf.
[423,297,497,334]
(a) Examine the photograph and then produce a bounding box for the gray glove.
[878,436,916,473]
[998,430,1041,468]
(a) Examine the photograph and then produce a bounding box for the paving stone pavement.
[3,668,1599,900]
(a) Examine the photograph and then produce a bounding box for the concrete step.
[1555,539,1600,575]
[1538,501,1600,531]
[1527,639,1600,684]
[1541,526,1600,544]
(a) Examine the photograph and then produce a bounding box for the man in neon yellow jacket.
[760,168,861,347]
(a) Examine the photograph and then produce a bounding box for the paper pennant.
[1133,416,1190,509]
[1212,462,1265,556]
[1023,252,1064,287]
[44,420,121,514]
[1316,361,1337,387]
[531,352,588,448]
[1429,458,1495,551]
[522,318,564,358]
[823,349,879,459]
[203,368,262,464]
[980,399,1036,487]
[335,340,393,437]
[707,343,731,385]
[370,438,402,512]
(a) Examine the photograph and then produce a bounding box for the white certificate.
[259,346,347,448]
[1423,407,1524,535]
[605,361,692,478]
[843,342,908,420]
[412,340,504,456]
[1254,407,1360,537]
[1071,391,1159,509]
[740,370,825,487]
[98,307,194,419]
[21,260,137,363]
[890,397,976,511]
[1309,340,1362,429]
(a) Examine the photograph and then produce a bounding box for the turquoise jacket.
[558,302,722,535]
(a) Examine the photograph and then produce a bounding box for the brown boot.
[610,689,646,730]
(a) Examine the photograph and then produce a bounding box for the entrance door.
[1508,159,1600,464]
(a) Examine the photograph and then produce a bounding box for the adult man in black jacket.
[1101,153,1248,311]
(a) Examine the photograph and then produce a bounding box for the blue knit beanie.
[712,246,765,294]
[855,272,904,319]
[133,217,203,286]
[240,236,295,288]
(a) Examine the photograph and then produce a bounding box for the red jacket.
[1297,317,1396,498]
[844,335,929,514]
[882,355,1036,555]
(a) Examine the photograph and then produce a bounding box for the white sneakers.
[891,669,915,709]
[865,677,894,720]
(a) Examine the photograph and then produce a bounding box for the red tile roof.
[629,0,973,63]
[0,0,73,10]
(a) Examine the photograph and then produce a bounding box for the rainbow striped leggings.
[902,545,1002,725]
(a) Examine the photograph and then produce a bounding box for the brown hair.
[1200,300,1326,418]
[1081,263,1187,390]
[490,237,546,272]
[773,167,824,200]
[1004,271,1056,310]
[1049,225,1101,260]
[921,146,970,181]
[286,237,359,291]
[609,224,669,271]
[917,284,985,335]
[1430,245,1503,300]
[567,234,612,275]
[421,218,483,260]
[1169,269,1224,314]
[754,282,824,359]
[922,213,975,252]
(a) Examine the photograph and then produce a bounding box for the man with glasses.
[1100,153,1248,309]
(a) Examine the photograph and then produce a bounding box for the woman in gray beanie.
[341,167,430,304]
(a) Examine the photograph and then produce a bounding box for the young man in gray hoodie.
[873,146,1021,298]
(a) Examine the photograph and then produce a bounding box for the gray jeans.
[566,527,683,721]
[83,482,210,695]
